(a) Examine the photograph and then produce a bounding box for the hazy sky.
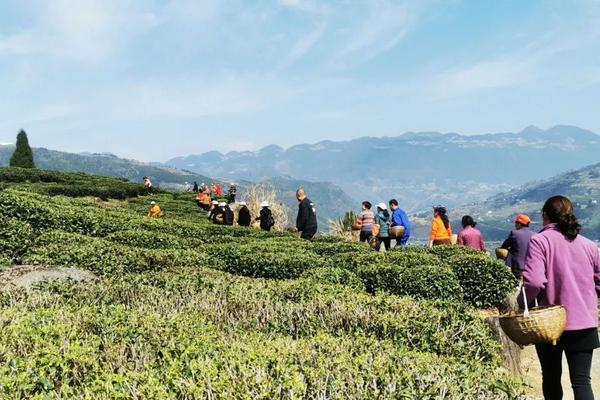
[0,0,599,161]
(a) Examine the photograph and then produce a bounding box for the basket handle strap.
[522,287,530,317]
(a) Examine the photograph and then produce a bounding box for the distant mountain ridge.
[450,161,600,241]
[166,125,600,211]
[0,145,352,225]
[0,145,211,189]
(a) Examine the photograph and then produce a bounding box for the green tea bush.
[205,243,328,279]
[24,231,209,274]
[0,304,523,399]
[300,266,365,290]
[393,245,518,308]
[384,250,445,268]
[447,253,518,308]
[0,167,148,199]
[3,268,502,363]
[0,216,35,262]
[309,240,369,256]
[329,250,385,272]
[106,230,204,250]
[0,190,127,236]
[357,263,463,300]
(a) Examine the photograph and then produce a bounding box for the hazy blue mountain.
[0,145,352,224]
[0,145,212,188]
[442,161,600,241]
[166,125,600,212]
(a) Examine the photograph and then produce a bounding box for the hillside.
[0,145,211,189]
[167,125,600,211]
[0,145,351,224]
[0,168,524,398]
[448,162,600,241]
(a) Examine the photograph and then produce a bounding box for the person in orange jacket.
[429,205,452,247]
[147,201,162,218]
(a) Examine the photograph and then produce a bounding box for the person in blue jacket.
[389,199,411,246]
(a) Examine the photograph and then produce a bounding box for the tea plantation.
[0,168,524,399]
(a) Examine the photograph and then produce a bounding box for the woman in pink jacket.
[519,196,600,400]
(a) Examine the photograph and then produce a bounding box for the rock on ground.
[0,265,98,291]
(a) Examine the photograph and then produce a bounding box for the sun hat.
[514,214,531,226]
[260,201,270,208]
[375,202,387,210]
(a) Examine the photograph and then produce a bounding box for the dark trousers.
[300,228,317,240]
[378,237,391,251]
[359,231,372,242]
[536,344,595,400]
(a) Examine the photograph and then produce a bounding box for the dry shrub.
[328,210,359,241]
[243,182,290,231]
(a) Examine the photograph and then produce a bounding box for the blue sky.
[0,0,599,161]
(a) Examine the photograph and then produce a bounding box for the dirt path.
[521,335,600,399]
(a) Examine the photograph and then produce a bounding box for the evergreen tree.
[9,130,36,169]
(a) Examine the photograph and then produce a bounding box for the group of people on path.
[429,205,535,281]
[147,184,318,240]
[426,198,600,399]
[145,185,599,398]
[206,188,317,239]
[355,200,411,251]
[194,182,237,211]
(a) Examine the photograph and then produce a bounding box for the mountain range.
[0,145,351,227]
[0,145,211,189]
[447,161,600,241]
[166,125,600,212]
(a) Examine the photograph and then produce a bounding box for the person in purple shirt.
[457,215,486,252]
[501,214,535,279]
[518,196,600,400]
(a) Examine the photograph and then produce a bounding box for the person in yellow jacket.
[147,201,162,218]
[429,205,452,247]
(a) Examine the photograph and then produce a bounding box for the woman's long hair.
[434,206,450,229]
[542,195,581,241]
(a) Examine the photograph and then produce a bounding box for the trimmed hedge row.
[392,246,519,308]
[2,268,503,363]
[358,263,463,301]
[0,306,522,399]
[0,167,149,199]
[24,231,209,275]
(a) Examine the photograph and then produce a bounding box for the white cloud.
[275,24,326,72]
[278,0,325,14]
[333,0,424,64]
[0,0,155,65]
[428,58,535,100]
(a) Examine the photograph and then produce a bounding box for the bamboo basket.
[351,221,362,231]
[495,247,509,260]
[499,288,567,346]
[388,226,405,239]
